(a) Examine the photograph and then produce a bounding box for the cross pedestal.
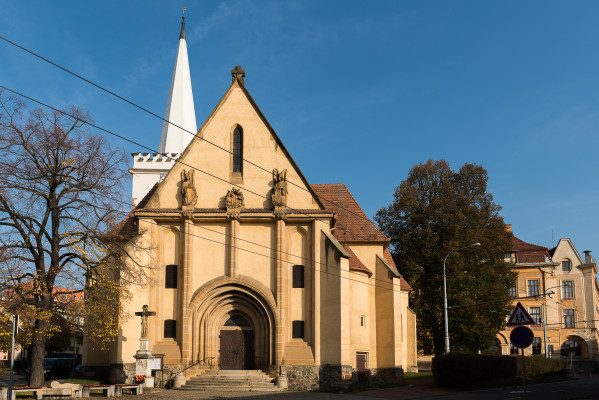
[134,305,156,388]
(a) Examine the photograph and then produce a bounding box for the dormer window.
[562,260,572,272]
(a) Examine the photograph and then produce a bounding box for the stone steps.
[178,369,281,392]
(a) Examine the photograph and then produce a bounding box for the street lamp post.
[443,242,481,354]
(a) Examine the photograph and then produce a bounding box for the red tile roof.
[343,245,372,276]
[311,183,388,243]
[511,236,551,264]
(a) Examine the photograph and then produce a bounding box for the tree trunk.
[29,318,48,387]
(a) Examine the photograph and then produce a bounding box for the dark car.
[25,358,71,381]
[47,352,78,369]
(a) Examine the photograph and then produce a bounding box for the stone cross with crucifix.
[135,305,156,339]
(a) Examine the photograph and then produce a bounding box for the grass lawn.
[404,371,433,381]
[0,367,26,376]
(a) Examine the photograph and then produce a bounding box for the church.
[84,17,417,390]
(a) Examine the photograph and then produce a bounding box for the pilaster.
[180,219,194,360]
[230,219,240,277]
[275,219,287,366]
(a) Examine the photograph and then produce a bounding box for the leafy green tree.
[375,159,515,355]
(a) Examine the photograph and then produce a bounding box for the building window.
[510,343,519,355]
[360,315,365,327]
[292,265,305,288]
[164,320,177,338]
[510,283,518,297]
[562,260,572,272]
[529,307,541,325]
[232,126,243,174]
[165,265,178,289]
[292,320,305,339]
[562,281,574,299]
[527,280,539,296]
[532,337,541,354]
[563,309,575,328]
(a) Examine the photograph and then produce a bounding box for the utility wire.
[0,161,408,296]
[0,34,386,234]
[0,84,383,244]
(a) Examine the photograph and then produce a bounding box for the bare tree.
[0,91,130,386]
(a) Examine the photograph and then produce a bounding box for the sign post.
[8,315,19,400]
[508,302,535,400]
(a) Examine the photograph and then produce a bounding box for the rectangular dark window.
[529,307,541,325]
[562,260,571,272]
[292,320,305,339]
[563,309,575,328]
[532,337,541,354]
[164,320,177,338]
[562,281,574,298]
[528,280,539,296]
[292,265,305,288]
[510,283,518,297]
[165,264,178,289]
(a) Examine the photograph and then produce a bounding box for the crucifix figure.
[135,305,156,339]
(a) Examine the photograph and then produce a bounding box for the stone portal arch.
[182,276,278,369]
[560,335,588,358]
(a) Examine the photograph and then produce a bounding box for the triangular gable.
[143,79,324,211]
[552,238,584,265]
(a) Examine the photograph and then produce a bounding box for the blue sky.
[1,1,599,256]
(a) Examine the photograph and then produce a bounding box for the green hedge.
[432,353,566,387]
[517,355,566,377]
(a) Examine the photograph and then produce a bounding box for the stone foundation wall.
[285,364,403,392]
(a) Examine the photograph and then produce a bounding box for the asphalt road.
[412,377,599,400]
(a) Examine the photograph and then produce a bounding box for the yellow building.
[84,18,417,390]
[497,227,599,363]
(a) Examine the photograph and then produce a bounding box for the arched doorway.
[183,276,278,370]
[560,336,587,358]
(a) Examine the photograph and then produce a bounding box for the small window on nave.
[292,320,305,339]
[292,265,305,288]
[164,320,177,338]
[165,265,178,289]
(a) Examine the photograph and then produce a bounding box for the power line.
[0,161,409,296]
[0,34,385,234]
[0,84,385,245]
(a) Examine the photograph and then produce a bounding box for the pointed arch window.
[233,126,243,174]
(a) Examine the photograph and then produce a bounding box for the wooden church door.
[219,330,255,369]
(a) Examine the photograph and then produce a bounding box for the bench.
[113,384,142,396]
[36,382,82,399]
[1,387,42,400]
[81,385,114,398]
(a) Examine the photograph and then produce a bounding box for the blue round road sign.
[510,326,534,349]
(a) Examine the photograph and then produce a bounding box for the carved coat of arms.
[225,188,245,219]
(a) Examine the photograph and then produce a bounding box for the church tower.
[129,15,197,206]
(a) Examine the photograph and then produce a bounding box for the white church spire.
[158,14,197,154]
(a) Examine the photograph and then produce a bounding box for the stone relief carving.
[181,169,197,218]
[225,188,245,219]
[272,168,288,219]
